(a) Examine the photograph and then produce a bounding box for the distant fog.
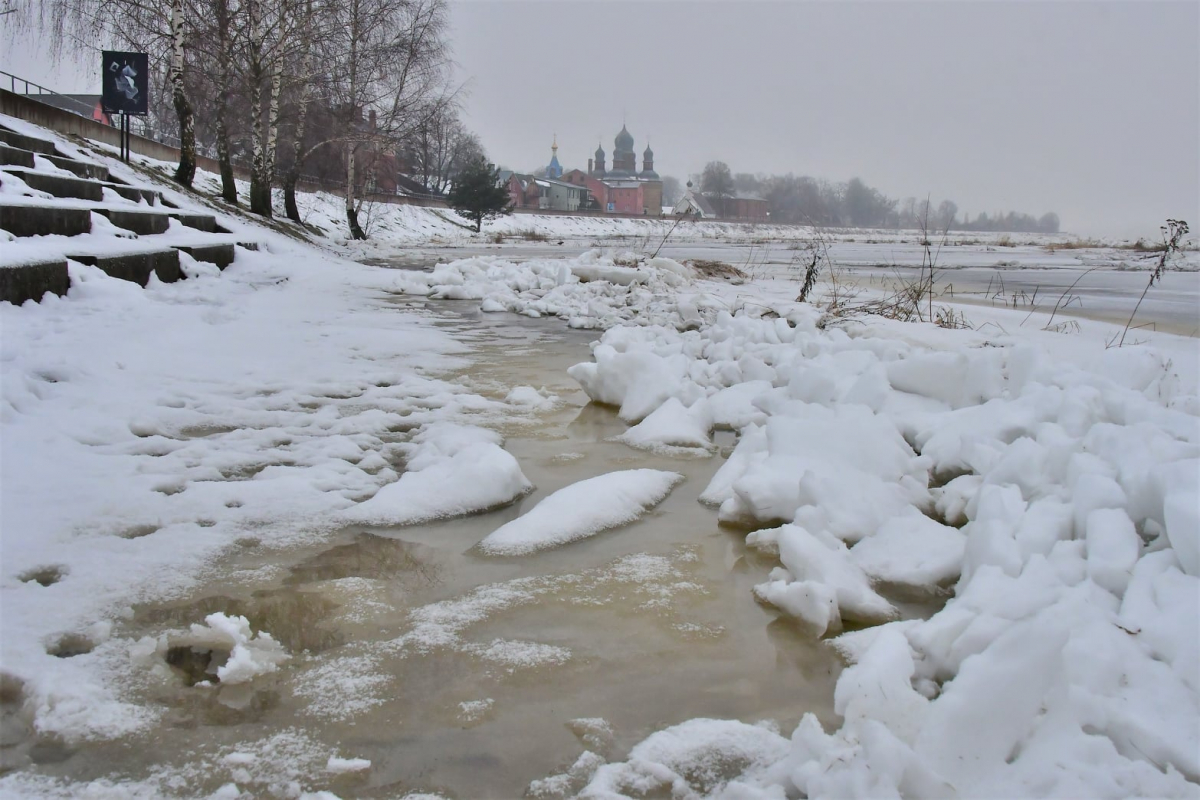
[446,1,1199,238]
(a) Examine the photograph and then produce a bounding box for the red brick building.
[578,124,664,215]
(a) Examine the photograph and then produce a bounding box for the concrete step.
[101,183,158,205]
[0,204,92,237]
[67,249,181,286]
[0,129,59,157]
[168,212,227,233]
[95,208,169,235]
[175,243,236,269]
[44,153,110,181]
[1,168,103,201]
[0,260,70,304]
[0,144,36,169]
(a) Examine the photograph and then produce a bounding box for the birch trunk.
[343,0,366,239]
[249,76,267,214]
[257,58,283,219]
[170,0,196,188]
[345,143,366,239]
[248,0,270,216]
[284,0,314,222]
[282,110,310,222]
[214,0,237,204]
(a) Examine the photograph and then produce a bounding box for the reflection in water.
[137,590,343,655]
[282,532,442,588]
[566,402,628,442]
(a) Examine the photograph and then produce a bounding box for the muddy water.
[34,305,850,798]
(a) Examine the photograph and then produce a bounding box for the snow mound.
[342,424,532,525]
[580,719,789,799]
[479,469,684,555]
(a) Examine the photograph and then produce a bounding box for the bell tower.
[546,134,563,179]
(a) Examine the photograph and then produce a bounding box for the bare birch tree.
[410,101,483,195]
[19,0,199,187]
[319,0,449,237]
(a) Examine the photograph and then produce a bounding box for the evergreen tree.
[448,157,511,232]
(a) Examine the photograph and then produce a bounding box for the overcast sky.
[4,1,1197,237]
[447,0,1199,237]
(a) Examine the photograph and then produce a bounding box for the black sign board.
[101,51,149,116]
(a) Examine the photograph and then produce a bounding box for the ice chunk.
[479,469,684,555]
[326,756,371,773]
[715,410,929,536]
[568,346,693,422]
[506,385,557,410]
[706,380,772,429]
[835,628,929,744]
[571,264,645,285]
[699,423,767,506]
[754,524,896,633]
[1119,551,1200,692]
[754,579,840,635]
[851,507,966,588]
[1155,459,1200,576]
[614,397,712,452]
[580,718,790,799]
[886,349,1006,409]
[177,613,289,685]
[529,751,606,799]
[1085,508,1139,596]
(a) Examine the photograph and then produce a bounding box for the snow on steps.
[0,122,259,304]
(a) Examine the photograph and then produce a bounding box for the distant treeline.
[723,172,1059,233]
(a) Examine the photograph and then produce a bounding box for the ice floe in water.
[478,469,684,555]
[341,423,532,526]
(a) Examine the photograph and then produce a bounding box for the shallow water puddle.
[26,306,850,798]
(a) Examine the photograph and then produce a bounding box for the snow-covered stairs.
[0,122,255,304]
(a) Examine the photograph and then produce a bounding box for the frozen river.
[369,238,1200,336]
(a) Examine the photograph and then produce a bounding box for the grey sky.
[4,1,1197,236]
[448,1,1199,236]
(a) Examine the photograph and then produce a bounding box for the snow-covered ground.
[3,117,1199,798]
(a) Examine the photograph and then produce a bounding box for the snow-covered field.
[2,121,1199,798]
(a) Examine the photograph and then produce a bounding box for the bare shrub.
[1115,219,1189,347]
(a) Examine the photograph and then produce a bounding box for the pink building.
[568,124,664,215]
[503,172,541,209]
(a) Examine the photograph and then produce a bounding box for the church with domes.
[559,123,664,216]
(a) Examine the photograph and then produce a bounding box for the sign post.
[100,51,149,163]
